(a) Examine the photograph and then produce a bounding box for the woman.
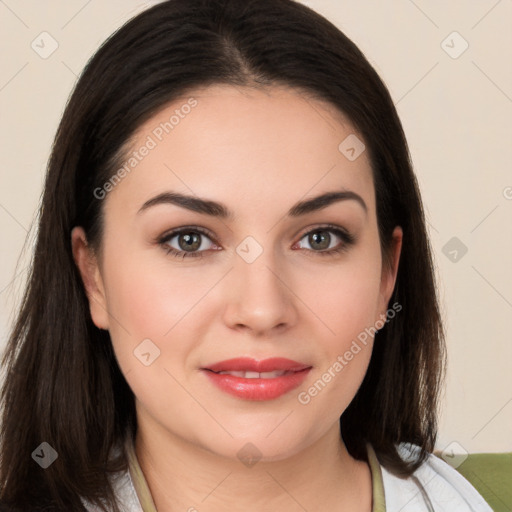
[0,0,492,510]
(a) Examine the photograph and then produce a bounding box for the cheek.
[99,248,241,407]
[100,255,206,420]
[102,247,216,333]
[294,263,381,422]
[99,245,212,374]
[303,255,383,345]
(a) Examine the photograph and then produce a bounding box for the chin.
[193,428,314,465]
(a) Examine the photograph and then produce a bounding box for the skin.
[72,84,402,512]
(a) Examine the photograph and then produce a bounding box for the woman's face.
[73,84,401,461]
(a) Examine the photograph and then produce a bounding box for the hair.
[0,0,445,510]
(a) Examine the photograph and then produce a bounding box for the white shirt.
[380,451,493,511]
[82,443,493,511]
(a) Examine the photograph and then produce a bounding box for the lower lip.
[202,368,311,401]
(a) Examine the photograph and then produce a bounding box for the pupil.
[179,233,200,251]
[310,231,330,250]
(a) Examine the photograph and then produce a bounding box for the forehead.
[105,84,375,219]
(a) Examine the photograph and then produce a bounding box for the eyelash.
[157,224,355,260]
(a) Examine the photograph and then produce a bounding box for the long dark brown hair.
[0,0,445,510]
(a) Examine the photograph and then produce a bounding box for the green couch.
[437,452,512,511]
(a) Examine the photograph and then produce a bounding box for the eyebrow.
[137,189,367,219]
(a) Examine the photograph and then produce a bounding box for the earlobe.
[389,226,403,290]
[379,226,403,315]
[71,227,110,330]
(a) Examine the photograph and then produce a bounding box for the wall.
[0,0,510,454]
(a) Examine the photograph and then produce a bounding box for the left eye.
[295,227,352,252]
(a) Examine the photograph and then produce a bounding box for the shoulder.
[380,443,493,512]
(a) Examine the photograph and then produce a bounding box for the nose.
[222,243,298,336]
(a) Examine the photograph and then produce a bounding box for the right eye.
[158,227,220,259]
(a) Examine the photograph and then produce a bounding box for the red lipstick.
[201,357,312,401]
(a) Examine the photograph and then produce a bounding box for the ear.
[378,226,403,316]
[71,226,110,330]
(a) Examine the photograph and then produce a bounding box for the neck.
[134,415,372,512]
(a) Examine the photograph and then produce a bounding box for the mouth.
[200,357,312,401]
[202,357,311,373]
[209,369,297,378]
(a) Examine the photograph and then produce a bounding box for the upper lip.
[203,357,311,373]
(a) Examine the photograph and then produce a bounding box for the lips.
[204,357,310,373]
[201,357,312,401]
[215,370,290,379]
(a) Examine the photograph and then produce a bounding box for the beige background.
[0,1,510,454]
